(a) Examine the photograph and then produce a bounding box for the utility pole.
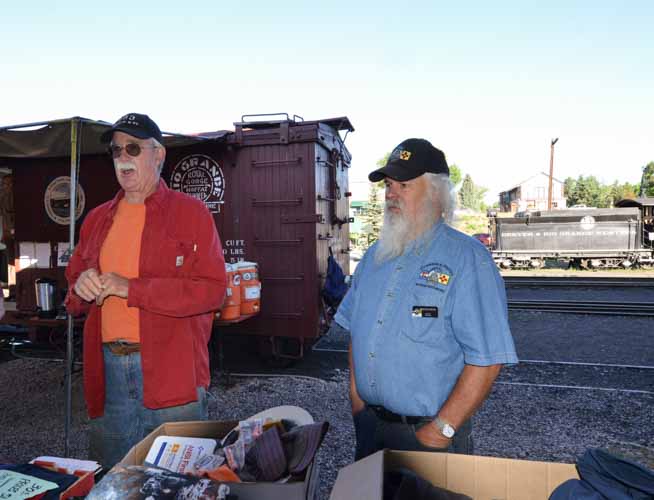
[547,137,559,210]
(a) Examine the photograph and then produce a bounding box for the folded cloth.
[549,448,654,500]
[241,421,330,482]
[206,465,242,483]
[0,464,78,500]
[282,421,329,475]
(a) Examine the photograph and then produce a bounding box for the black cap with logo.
[100,113,163,144]
[368,138,449,182]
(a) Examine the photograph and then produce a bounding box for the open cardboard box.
[329,450,579,500]
[116,420,319,500]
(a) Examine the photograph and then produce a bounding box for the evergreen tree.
[360,181,384,248]
[458,174,486,211]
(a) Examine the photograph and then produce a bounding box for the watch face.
[443,424,455,438]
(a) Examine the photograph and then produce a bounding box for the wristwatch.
[435,417,456,438]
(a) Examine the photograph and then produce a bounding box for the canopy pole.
[65,118,82,456]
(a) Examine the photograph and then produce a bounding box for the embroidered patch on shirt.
[418,263,454,290]
[399,150,411,160]
[176,255,184,267]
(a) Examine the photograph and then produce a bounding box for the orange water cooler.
[237,261,261,315]
[221,263,242,320]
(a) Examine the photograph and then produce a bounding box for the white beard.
[375,202,414,263]
[375,197,440,264]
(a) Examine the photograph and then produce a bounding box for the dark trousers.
[353,405,473,461]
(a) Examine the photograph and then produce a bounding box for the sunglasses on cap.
[107,143,160,159]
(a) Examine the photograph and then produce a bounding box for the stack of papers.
[144,436,217,474]
[30,456,102,476]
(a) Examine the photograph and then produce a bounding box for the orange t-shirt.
[99,199,146,343]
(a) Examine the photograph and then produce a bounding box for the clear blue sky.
[3,1,653,202]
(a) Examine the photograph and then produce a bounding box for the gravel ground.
[1,304,654,499]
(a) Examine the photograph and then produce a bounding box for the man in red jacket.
[65,113,226,468]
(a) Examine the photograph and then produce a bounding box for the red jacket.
[65,180,226,418]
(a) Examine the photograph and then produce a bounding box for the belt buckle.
[109,340,137,356]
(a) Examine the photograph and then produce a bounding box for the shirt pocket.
[400,285,446,345]
[157,237,197,277]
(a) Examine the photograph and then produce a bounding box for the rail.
[508,299,654,316]
[504,276,654,288]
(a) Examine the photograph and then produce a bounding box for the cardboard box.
[329,450,579,500]
[118,420,319,500]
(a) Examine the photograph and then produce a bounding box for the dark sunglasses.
[107,143,159,159]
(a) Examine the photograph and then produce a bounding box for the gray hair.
[151,138,165,173]
[424,172,457,225]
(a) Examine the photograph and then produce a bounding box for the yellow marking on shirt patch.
[438,273,450,285]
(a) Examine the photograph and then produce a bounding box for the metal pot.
[35,278,57,317]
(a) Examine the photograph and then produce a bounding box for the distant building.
[499,172,566,213]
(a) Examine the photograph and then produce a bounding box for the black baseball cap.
[368,138,449,182]
[100,113,163,144]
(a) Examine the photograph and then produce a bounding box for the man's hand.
[351,391,365,416]
[96,272,129,306]
[73,268,103,302]
[414,421,451,450]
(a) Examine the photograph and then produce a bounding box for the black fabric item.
[549,448,654,500]
[0,463,78,499]
[243,426,288,481]
[368,138,449,182]
[384,469,472,500]
[282,421,329,475]
[100,112,163,143]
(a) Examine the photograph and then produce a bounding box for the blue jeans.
[89,346,208,469]
[353,406,473,460]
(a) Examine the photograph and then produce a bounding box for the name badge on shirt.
[412,306,438,318]
[176,255,184,267]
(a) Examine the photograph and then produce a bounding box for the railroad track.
[504,276,654,287]
[508,299,654,316]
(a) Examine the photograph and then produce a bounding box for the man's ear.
[157,146,166,165]
[155,146,166,172]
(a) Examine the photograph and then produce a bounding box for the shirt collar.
[107,178,170,212]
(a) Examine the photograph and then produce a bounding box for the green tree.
[564,177,577,203]
[566,175,601,207]
[640,161,654,197]
[377,152,390,169]
[458,174,487,211]
[360,181,383,248]
[449,164,462,187]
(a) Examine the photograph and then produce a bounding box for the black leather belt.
[367,405,432,425]
[105,341,141,356]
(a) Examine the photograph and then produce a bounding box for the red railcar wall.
[10,118,352,344]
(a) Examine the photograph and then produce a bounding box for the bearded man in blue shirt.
[335,138,518,460]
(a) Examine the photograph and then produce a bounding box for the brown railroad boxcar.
[10,114,354,359]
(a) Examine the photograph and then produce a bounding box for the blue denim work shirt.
[335,221,518,417]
